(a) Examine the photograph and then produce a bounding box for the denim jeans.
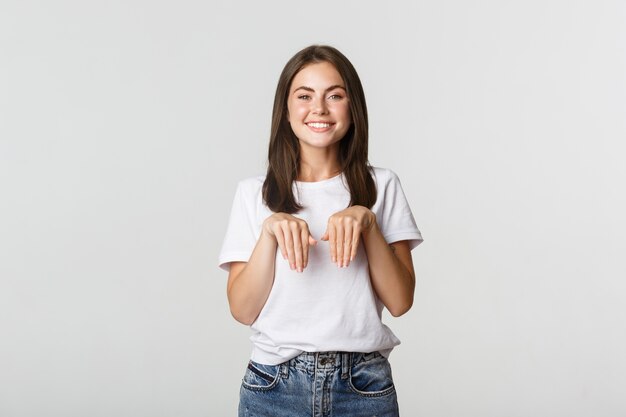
[238,351,399,417]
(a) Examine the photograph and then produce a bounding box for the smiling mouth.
[306,122,333,128]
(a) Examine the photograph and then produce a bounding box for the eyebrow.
[293,84,346,94]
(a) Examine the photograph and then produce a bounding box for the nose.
[311,96,328,115]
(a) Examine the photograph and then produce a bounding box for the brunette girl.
[219,44,423,417]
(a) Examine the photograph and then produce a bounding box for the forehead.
[290,61,345,91]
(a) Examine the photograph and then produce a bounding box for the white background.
[1,1,625,416]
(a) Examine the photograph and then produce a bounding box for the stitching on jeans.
[247,362,274,383]
[347,356,396,398]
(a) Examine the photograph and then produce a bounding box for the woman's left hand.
[320,206,376,268]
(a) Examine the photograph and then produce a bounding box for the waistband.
[284,351,383,379]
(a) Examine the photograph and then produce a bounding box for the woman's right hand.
[262,213,317,273]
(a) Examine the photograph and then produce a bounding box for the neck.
[297,145,341,182]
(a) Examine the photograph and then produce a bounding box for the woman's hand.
[262,213,317,273]
[321,206,376,268]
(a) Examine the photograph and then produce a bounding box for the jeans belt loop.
[341,352,350,380]
[280,362,289,379]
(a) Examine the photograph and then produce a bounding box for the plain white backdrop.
[1,1,625,416]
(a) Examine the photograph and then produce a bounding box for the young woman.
[219,44,423,417]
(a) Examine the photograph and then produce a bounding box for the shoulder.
[370,166,402,188]
[232,174,266,203]
[236,174,265,191]
[370,166,410,210]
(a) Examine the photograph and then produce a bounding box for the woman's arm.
[226,229,278,325]
[362,223,416,317]
[227,213,316,325]
[321,206,416,317]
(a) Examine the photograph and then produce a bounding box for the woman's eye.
[298,95,311,100]
[328,94,343,100]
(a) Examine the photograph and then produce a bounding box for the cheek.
[287,103,307,123]
[336,104,352,124]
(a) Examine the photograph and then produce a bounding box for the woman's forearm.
[362,220,415,317]
[226,229,278,325]
[227,212,316,325]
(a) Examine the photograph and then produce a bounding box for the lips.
[305,121,334,130]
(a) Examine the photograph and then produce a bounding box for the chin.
[300,138,342,149]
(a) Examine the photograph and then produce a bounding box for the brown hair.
[262,44,376,213]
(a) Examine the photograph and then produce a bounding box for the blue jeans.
[239,351,400,417]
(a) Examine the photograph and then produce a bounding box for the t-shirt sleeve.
[218,180,260,272]
[378,170,424,250]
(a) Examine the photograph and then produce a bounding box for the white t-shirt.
[218,167,423,365]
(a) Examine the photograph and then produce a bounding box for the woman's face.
[286,61,352,152]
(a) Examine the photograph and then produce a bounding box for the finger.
[301,228,311,270]
[309,236,318,246]
[282,222,295,270]
[290,222,303,272]
[273,224,288,260]
[320,230,329,241]
[327,223,337,265]
[335,223,345,267]
[343,221,353,267]
[350,233,360,263]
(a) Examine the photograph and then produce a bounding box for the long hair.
[262,45,376,213]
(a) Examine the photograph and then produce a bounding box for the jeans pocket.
[241,360,281,392]
[348,352,396,397]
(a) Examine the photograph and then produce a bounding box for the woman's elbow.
[230,307,256,326]
[227,294,257,325]
[388,298,413,317]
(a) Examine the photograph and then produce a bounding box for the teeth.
[307,122,331,128]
